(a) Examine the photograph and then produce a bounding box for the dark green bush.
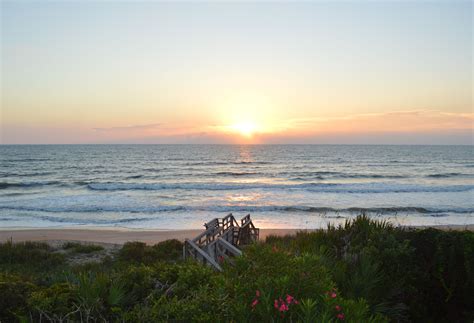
[28,283,76,322]
[1,216,472,322]
[116,264,158,305]
[265,216,474,322]
[0,240,65,274]
[0,273,35,322]
[265,216,411,320]
[63,241,104,254]
[401,228,474,321]
[118,239,183,264]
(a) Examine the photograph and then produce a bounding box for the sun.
[231,121,258,137]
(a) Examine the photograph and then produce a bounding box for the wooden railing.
[183,239,223,271]
[238,216,260,246]
[183,214,259,271]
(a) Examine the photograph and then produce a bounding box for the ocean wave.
[0,192,41,197]
[234,161,271,165]
[0,213,157,225]
[0,205,185,213]
[338,174,407,179]
[185,161,272,166]
[204,205,473,215]
[0,181,62,189]
[291,174,407,180]
[185,161,228,166]
[2,158,52,162]
[2,180,472,194]
[283,171,340,176]
[426,172,469,178]
[126,175,144,179]
[290,176,325,181]
[285,171,407,180]
[85,182,474,194]
[215,171,259,177]
[0,204,471,215]
[0,172,55,178]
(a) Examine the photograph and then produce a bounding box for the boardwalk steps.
[183,214,259,271]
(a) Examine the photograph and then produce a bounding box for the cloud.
[93,123,162,132]
[283,110,473,134]
[2,110,472,144]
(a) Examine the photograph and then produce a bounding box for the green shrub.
[219,244,386,322]
[121,262,223,322]
[118,239,183,264]
[28,283,76,322]
[0,240,65,274]
[402,228,474,321]
[68,272,126,321]
[264,216,474,322]
[0,273,35,322]
[63,242,104,254]
[147,288,225,322]
[263,216,412,320]
[0,221,472,322]
[117,264,157,305]
[152,239,183,260]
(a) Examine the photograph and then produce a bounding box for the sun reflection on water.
[226,192,263,203]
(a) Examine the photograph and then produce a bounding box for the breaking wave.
[1,204,471,215]
[0,181,62,189]
[85,182,474,194]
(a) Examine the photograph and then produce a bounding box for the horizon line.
[1,143,472,146]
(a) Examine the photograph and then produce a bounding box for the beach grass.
[62,241,104,254]
[118,239,183,264]
[1,215,473,322]
[0,241,66,275]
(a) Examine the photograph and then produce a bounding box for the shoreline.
[1,224,473,245]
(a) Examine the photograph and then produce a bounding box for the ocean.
[0,145,472,229]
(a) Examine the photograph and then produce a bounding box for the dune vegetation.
[1,216,473,322]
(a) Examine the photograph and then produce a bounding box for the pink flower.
[279,303,289,312]
[251,299,259,308]
[274,298,287,312]
[255,290,260,297]
[336,313,345,320]
[335,305,342,312]
[330,292,337,298]
[274,296,297,313]
[285,294,299,305]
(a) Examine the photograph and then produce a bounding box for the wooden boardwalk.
[183,214,259,271]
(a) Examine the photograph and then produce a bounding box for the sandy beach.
[0,228,311,245]
[1,225,472,245]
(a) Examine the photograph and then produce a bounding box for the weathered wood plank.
[217,237,242,256]
[185,239,223,271]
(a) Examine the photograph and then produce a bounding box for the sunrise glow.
[230,121,258,137]
[1,2,471,144]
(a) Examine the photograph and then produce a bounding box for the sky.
[1,1,472,144]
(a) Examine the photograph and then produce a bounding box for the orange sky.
[1,2,472,144]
